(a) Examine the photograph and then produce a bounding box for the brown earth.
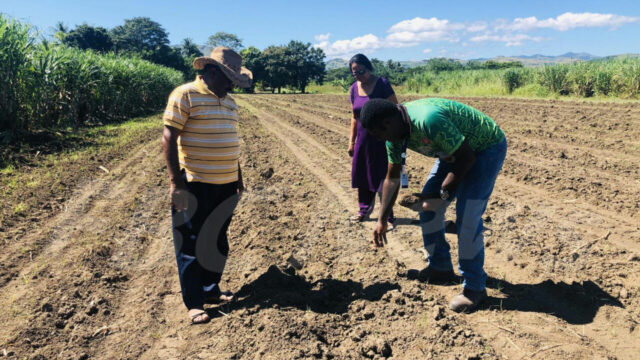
[1,94,639,359]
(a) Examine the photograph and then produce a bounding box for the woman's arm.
[347,85,357,157]
[348,113,357,157]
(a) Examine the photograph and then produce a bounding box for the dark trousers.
[172,179,238,310]
[357,187,395,223]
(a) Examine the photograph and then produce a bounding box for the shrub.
[503,69,524,93]
[569,63,596,97]
[538,65,570,95]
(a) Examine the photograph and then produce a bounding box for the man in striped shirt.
[162,47,252,324]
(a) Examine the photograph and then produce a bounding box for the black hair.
[349,53,373,72]
[360,99,401,130]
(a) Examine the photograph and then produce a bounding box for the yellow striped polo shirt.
[162,76,240,185]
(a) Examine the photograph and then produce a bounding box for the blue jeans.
[419,139,507,291]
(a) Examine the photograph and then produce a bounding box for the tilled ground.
[1,94,639,359]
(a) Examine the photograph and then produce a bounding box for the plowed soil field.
[1,94,639,359]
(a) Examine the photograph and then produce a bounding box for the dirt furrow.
[272,95,640,168]
[249,94,640,276]
[238,97,615,359]
[0,137,170,359]
[269,94,640,156]
[250,95,640,222]
[4,92,639,359]
[135,105,497,359]
[0,135,164,288]
[239,94,639,359]
[257,94,640,166]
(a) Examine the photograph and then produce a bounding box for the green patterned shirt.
[387,98,505,164]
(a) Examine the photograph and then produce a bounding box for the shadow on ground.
[483,276,623,324]
[211,265,400,317]
[401,268,621,324]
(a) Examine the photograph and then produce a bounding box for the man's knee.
[420,210,446,234]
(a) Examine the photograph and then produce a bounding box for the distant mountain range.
[325,58,349,69]
[326,52,640,69]
[471,52,600,67]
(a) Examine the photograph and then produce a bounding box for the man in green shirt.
[360,98,507,313]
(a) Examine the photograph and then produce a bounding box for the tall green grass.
[404,57,640,99]
[0,15,183,140]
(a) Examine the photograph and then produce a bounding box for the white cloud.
[509,12,639,31]
[385,17,464,45]
[314,12,638,57]
[466,22,488,33]
[470,33,543,47]
[386,30,459,43]
[314,34,385,57]
[388,17,464,33]
[423,48,432,54]
[314,33,331,42]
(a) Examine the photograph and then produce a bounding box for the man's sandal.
[205,290,235,304]
[189,310,210,325]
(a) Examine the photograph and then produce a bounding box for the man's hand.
[372,220,388,248]
[441,140,476,192]
[237,181,245,198]
[170,182,189,212]
[399,193,443,212]
[237,164,245,198]
[422,198,445,212]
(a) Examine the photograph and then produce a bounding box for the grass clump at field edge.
[0,114,163,230]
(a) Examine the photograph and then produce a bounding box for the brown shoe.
[449,288,487,313]
[407,266,456,283]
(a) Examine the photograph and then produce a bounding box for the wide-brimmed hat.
[193,47,253,88]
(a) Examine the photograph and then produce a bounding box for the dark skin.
[162,65,243,323]
[162,65,244,212]
[368,104,476,247]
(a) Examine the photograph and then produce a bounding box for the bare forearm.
[162,127,184,186]
[379,177,400,222]
[349,117,357,144]
[378,163,402,222]
[442,167,471,192]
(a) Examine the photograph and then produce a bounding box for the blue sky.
[3,0,640,60]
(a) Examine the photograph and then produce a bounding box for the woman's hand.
[347,143,355,157]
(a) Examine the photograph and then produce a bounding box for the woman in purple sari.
[347,54,397,228]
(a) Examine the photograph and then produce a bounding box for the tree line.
[57,18,326,93]
[241,43,325,93]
